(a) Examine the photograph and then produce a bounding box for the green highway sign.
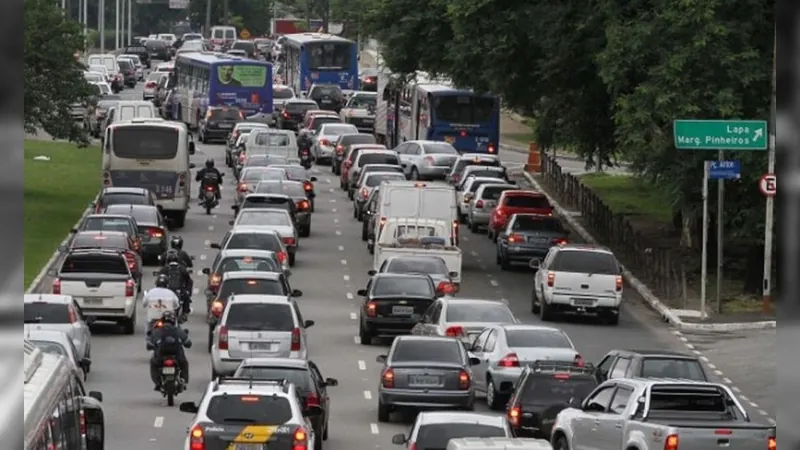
[673,119,768,151]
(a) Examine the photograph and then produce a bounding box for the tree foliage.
[24,0,93,145]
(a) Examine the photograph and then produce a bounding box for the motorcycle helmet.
[205,157,215,169]
[170,235,184,251]
[155,274,169,288]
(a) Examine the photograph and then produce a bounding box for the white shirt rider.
[142,287,180,322]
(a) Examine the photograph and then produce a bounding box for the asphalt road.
[27,75,773,449]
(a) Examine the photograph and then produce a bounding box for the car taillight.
[68,306,78,323]
[189,425,205,450]
[163,359,175,367]
[283,237,296,246]
[507,405,521,427]
[381,368,394,388]
[616,275,623,292]
[293,426,308,450]
[507,234,524,243]
[547,271,555,287]
[664,435,678,450]
[145,81,156,88]
[303,181,313,192]
[458,370,470,390]
[290,327,301,351]
[205,110,213,119]
[218,325,229,350]
[768,436,776,450]
[297,200,310,210]
[423,156,435,165]
[360,187,369,199]
[475,200,484,208]
[451,219,459,245]
[79,409,86,435]
[408,444,417,450]
[124,252,136,270]
[552,237,568,245]
[498,353,519,367]
[445,326,464,337]
[206,185,215,191]
[238,183,248,192]
[277,251,288,264]
[574,354,585,367]
[148,227,164,238]
[366,302,377,317]
[436,281,456,295]
[306,392,320,408]
[125,279,135,296]
[211,301,224,317]
[319,139,331,146]
[283,111,290,118]
[52,279,61,294]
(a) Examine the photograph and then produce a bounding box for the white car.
[88,65,111,83]
[143,72,165,100]
[83,71,105,84]
[91,81,112,96]
[154,62,174,73]
[23,294,92,375]
[312,123,358,164]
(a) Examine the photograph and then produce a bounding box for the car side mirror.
[228,220,235,226]
[189,162,196,169]
[80,358,92,369]
[391,434,406,445]
[367,269,376,276]
[179,402,199,413]
[357,289,367,296]
[201,268,210,275]
[376,354,387,363]
[448,271,459,278]
[188,142,195,155]
[529,258,541,270]
[70,227,78,233]
[325,377,339,387]
[210,243,221,249]
[292,289,303,297]
[310,176,317,181]
[303,319,314,328]
[469,357,481,366]
[88,391,103,402]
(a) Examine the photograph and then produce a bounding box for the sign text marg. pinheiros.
[673,119,768,151]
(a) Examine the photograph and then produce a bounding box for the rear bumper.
[78,296,137,320]
[157,196,189,213]
[546,292,622,314]
[469,210,492,225]
[379,388,473,409]
[363,316,418,334]
[141,240,166,257]
[297,212,311,226]
[502,245,550,262]
[417,166,450,179]
[203,128,233,139]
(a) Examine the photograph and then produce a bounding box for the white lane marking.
[685,343,695,350]
[479,264,486,270]
[462,236,469,241]
[200,254,207,261]
[739,395,750,402]
[343,275,350,281]
[470,251,478,256]
[350,312,357,320]
[346,292,354,300]
[338,245,344,251]
[713,370,723,376]
[335,230,342,236]
[330,199,336,203]
[707,363,716,370]
[341,259,348,265]
[722,377,733,385]
[490,280,498,287]
[334,219,339,225]
[354,336,360,344]
[358,360,366,370]
[370,423,379,435]
[208,226,214,231]
[364,390,372,400]
[332,208,337,213]
[153,416,164,428]
[500,298,508,303]
[192,288,199,295]
[732,386,741,393]
[767,418,776,425]
[699,356,709,362]
[196,270,205,277]
[329,188,335,193]
[204,240,211,246]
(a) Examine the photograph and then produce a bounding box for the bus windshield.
[433,94,496,124]
[306,42,351,71]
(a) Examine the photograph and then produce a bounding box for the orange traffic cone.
[525,142,541,173]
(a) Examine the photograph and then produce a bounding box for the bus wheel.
[172,211,186,229]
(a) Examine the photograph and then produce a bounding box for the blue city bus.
[173,52,273,128]
[281,33,359,96]
[397,83,500,154]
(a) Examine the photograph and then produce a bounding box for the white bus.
[24,341,105,450]
[102,119,196,227]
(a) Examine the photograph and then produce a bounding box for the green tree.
[24,0,93,145]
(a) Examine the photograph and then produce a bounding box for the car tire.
[540,294,553,321]
[531,286,541,314]
[361,223,368,241]
[121,315,136,335]
[207,327,213,353]
[322,421,329,440]
[500,254,511,271]
[377,401,390,422]
[172,211,186,229]
[359,323,372,345]
[469,219,479,233]
[410,167,420,180]
[353,204,358,219]
[553,435,570,450]
[300,225,311,238]
[605,310,620,326]
[288,252,296,267]
[486,378,506,411]
[314,432,322,450]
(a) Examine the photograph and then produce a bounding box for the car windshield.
[313,117,341,131]
[392,340,462,364]
[640,358,707,381]
[225,303,293,331]
[235,209,291,226]
[61,255,128,274]
[217,279,285,298]
[386,258,448,275]
[274,87,294,99]
[235,367,312,390]
[226,233,281,252]
[445,303,514,323]
[512,216,565,232]
[217,256,279,275]
[82,217,131,233]
[550,251,619,275]
[365,174,405,187]
[24,303,69,323]
[417,424,507,450]
[480,186,513,200]
[210,109,241,120]
[273,166,307,181]
[205,395,292,425]
[372,277,433,297]
[71,234,127,250]
[422,143,459,154]
[254,133,290,146]
[505,329,572,348]
[521,376,597,403]
[105,206,157,225]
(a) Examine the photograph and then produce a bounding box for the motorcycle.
[158,356,184,406]
[300,149,313,169]
[202,185,218,214]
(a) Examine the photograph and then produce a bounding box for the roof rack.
[531,360,595,374]
[213,376,291,394]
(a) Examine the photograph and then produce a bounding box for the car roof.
[229,227,281,235]
[441,298,509,307]
[458,153,498,160]
[222,271,281,280]
[75,230,127,238]
[418,411,506,426]
[85,214,134,221]
[228,294,291,304]
[466,176,505,183]
[240,357,309,368]
[243,193,292,200]
[372,273,432,281]
[219,249,277,258]
[102,187,149,195]
[105,204,158,212]
[364,171,404,179]
[24,294,73,304]
[619,349,698,358]
[499,324,563,333]
[394,335,459,345]
[351,144,386,150]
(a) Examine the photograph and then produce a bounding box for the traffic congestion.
[24,29,777,450]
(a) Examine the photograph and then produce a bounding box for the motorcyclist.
[148,310,191,390]
[157,252,193,314]
[159,236,192,268]
[195,157,223,201]
[142,274,181,340]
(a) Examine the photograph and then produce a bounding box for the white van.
[102,119,196,227]
[87,54,117,75]
[446,437,553,450]
[106,100,157,127]
[210,26,237,49]
[157,33,176,44]
[374,180,458,244]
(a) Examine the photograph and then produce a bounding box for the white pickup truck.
[51,249,139,334]
[373,217,462,284]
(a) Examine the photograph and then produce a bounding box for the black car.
[307,84,345,113]
[595,349,709,383]
[506,361,597,439]
[495,213,570,269]
[361,187,380,242]
[357,273,439,345]
[234,358,337,441]
[199,106,243,143]
[117,59,137,87]
[123,45,151,68]
[103,204,168,264]
[359,69,378,92]
[278,100,319,131]
[146,39,170,61]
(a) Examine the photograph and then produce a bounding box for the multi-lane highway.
[27,64,773,450]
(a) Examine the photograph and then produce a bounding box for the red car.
[488,190,553,240]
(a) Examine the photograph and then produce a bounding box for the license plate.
[572,298,595,306]
[205,191,215,199]
[233,444,264,450]
[409,375,441,386]
[392,306,414,315]
[83,298,104,305]
[161,367,175,374]
[248,342,276,351]
[321,99,332,104]
[528,237,549,243]
[219,123,233,128]
[362,119,374,123]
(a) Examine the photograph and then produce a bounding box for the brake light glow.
[553,237,568,245]
[163,359,175,367]
[459,130,467,137]
[148,227,163,238]
[238,183,248,192]
[664,435,678,450]
[240,396,259,402]
[547,272,555,287]
[239,152,247,162]
[616,275,623,292]
[714,429,732,435]
[424,155,435,165]
[553,373,571,379]
[283,111,290,118]
[125,279,135,297]
[79,409,86,436]
[306,392,320,408]
[124,252,136,271]
[413,182,426,187]
[458,370,470,389]
[205,110,212,119]
[436,281,456,295]
[475,200,484,208]
[205,186,215,191]
[488,144,496,153]
[218,325,229,350]
[246,280,258,285]
[382,368,394,388]
[290,327,301,351]
[574,354,585,367]
[298,200,310,210]
[445,326,464,337]
[319,139,331,146]
[293,426,308,450]
[768,436,776,450]
[366,302,377,317]
[145,81,156,88]
[361,187,369,199]
[277,251,288,264]
[210,301,224,317]
[283,237,297,246]
[189,425,205,450]
[303,181,313,192]
[498,353,520,367]
[507,234,524,243]
[507,406,521,427]
[67,307,77,323]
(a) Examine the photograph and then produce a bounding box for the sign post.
[700,161,710,318]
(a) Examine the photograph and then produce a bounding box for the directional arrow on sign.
[753,128,763,142]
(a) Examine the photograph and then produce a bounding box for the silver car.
[391,411,512,449]
[410,298,518,346]
[340,92,377,132]
[26,329,91,380]
[253,180,313,234]
[467,183,517,232]
[24,294,91,367]
[468,324,580,410]
[312,123,358,163]
[457,176,506,220]
[396,140,461,181]
[236,167,288,206]
[375,335,480,422]
[231,207,298,253]
[210,294,314,377]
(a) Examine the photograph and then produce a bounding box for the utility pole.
[99,0,106,53]
[306,0,312,30]
[205,0,212,37]
[321,0,329,32]
[762,31,776,313]
[82,0,88,39]
[120,0,125,48]
[115,0,120,49]
[127,0,132,46]
[222,0,229,25]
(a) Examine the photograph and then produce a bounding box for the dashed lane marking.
[470,251,478,256]
[338,245,344,251]
[208,226,214,231]
[196,270,204,277]
[353,336,360,344]
[358,360,366,370]
[343,275,350,281]
[204,240,211,246]
[341,259,347,265]
[335,230,342,236]
[200,254,207,261]
[463,236,469,242]
[332,208,337,213]
[364,391,372,400]
[370,423,379,435]
[329,188,335,193]
[350,312,357,320]
[330,199,336,203]
[192,288,199,295]
[490,280,499,287]
[334,218,339,224]
[153,416,164,428]
[346,292,354,300]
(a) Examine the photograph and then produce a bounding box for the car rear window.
[392,340,462,364]
[372,276,433,297]
[468,168,506,179]
[511,216,565,232]
[105,205,158,225]
[100,193,148,206]
[218,256,279,274]
[503,194,551,209]
[235,367,312,390]
[61,254,128,274]
[550,251,619,275]
[218,279,286,298]
[82,217,132,233]
[24,303,69,323]
[125,46,146,53]
[365,173,404,187]
[505,329,572,348]
[422,143,459,154]
[274,87,294,99]
[255,183,305,197]
[286,102,317,112]
[274,166,307,181]
[468,179,494,193]
[225,303,294,331]
[321,124,356,135]
[112,126,178,159]
[312,117,341,130]
[521,375,597,403]
[480,185,513,199]
[640,358,707,381]
[311,85,342,97]
[358,153,398,167]
[242,197,292,210]
[31,341,68,357]
[445,302,514,323]
[340,134,375,146]
[72,234,127,250]
[254,133,290,146]
[235,209,292,225]
[211,109,241,120]
[242,169,273,182]
[226,233,281,252]
[205,395,292,425]
[417,423,507,449]
[386,258,448,275]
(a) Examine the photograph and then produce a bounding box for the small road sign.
[673,119,768,151]
[759,173,776,196]
[708,160,741,180]
[240,29,251,39]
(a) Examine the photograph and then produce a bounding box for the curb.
[499,143,585,162]
[26,199,97,294]
[520,171,776,332]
